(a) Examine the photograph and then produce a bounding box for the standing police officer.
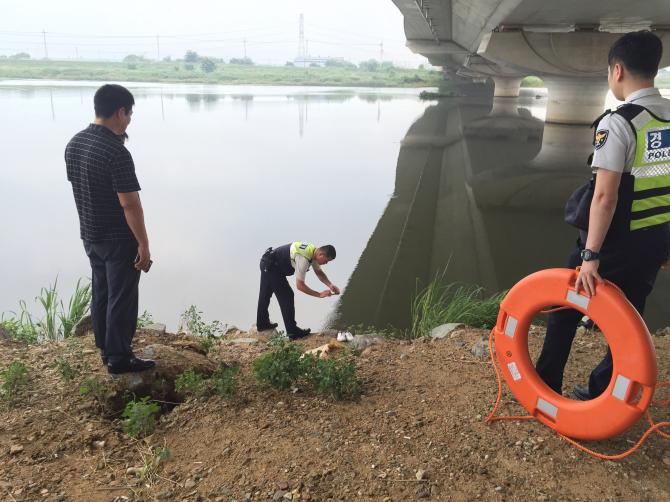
[256,242,339,339]
[536,31,670,400]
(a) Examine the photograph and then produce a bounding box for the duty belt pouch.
[564,174,633,238]
[259,247,274,272]
[564,178,593,231]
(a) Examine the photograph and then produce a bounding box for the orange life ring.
[493,268,657,440]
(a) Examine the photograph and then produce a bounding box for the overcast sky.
[0,0,428,66]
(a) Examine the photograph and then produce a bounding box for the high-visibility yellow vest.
[290,242,316,264]
[628,107,670,230]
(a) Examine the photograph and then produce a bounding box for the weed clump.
[122,397,161,438]
[175,364,239,400]
[211,365,239,399]
[175,368,209,398]
[79,376,106,402]
[253,340,304,390]
[410,269,506,338]
[53,357,77,382]
[302,353,361,400]
[0,361,29,402]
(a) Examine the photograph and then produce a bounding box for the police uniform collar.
[625,87,660,103]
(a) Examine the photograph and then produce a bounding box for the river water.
[0,80,668,332]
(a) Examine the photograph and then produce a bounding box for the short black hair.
[94,84,135,118]
[608,30,663,79]
[319,244,336,260]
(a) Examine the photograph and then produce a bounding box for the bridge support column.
[492,76,523,97]
[543,76,609,125]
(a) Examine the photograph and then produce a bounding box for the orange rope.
[484,329,670,459]
[539,306,572,314]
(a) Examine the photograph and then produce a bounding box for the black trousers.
[83,239,141,363]
[536,225,670,397]
[256,258,297,333]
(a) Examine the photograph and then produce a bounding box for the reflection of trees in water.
[285,93,355,104]
[358,93,394,103]
[231,94,254,101]
[185,94,202,109]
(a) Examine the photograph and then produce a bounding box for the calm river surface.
[1,80,668,331]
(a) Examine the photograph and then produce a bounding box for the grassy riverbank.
[0,59,445,87]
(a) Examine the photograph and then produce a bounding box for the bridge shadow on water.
[332,87,670,331]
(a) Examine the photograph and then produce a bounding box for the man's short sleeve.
[110,148,141,193]
[590,113,632,173]
[294,255,311,281]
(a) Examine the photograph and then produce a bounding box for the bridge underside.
[393,0,670,123]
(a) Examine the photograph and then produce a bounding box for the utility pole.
[75,47,79,59]
[380,41,384,62]
[42,29,48,59]
[243,38,247,58]
[156,34,160,61]
[298,13,306,65]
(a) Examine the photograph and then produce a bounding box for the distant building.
[293,56,330,67]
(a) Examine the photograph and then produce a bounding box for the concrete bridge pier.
[543,76,609,125]
[492,76,523,98]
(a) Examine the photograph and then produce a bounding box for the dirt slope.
[0,327,668,502]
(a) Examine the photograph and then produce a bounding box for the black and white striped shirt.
[65,124,141,242]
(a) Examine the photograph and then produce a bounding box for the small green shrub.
[303,354,361,400]
[179,305,224,354]
[0,314,38,343]
[53,357,77,382]
[211,365,239,399]
[79,377,106,401]
[0,361,29,401]
[175,368,209,398]
[122,397,161,438]
[137,310,154,328]
[253,340,304,390]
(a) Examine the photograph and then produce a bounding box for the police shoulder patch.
[594,129,609,150]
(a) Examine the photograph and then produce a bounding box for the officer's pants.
[84,239,141,363]
[256,268,297,332]
[536,224,670,397]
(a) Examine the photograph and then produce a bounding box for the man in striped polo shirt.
[65,84,155,374]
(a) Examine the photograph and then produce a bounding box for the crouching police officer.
[256,242,339,339]
[536,31,670,400]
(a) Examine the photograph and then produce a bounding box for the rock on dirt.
[104,343,217,409]
[430,323,464,339]
[73,315,93,337]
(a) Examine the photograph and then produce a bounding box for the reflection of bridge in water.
[333,88,670,330]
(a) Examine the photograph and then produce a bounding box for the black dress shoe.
[107,357,156,375]
[257,322,279,331]
[287,327,311,340]
[572,384,592,401]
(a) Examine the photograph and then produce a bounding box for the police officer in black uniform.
[536,31,670,400]
[256,242,339,339]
